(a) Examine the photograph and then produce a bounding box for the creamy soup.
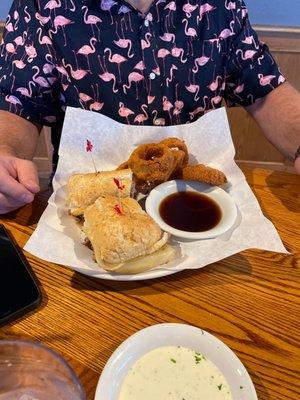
[118,346,233,400]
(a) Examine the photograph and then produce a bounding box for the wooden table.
[1,168,299,400]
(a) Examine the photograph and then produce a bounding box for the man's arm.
[0,111,41,214]
[246,82,300,173]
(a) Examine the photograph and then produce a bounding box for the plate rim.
[94,323,258,400]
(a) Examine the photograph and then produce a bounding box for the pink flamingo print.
[242,35,258,49]
[152,110,166,126]
[44,0,62,18]
[233,83,244,101]
[25,44,37,62]
[123,72,144,99]
[185,70,200,101]
[74,86,92,109]
[134,104,148,124]
[114,22,134,58]
[90,83,104,111]
[158,48,170,75]
[183,1,198,18]
[183,18,197,38]
[98,55,118,93]
[236,49,257,69]
[141,33,152,50]
[5,43,16,61]
[32,66,50,88]
[258,74,276,89]
[82,6,102,40]
[183,18,197,55]
[64,0,75,12]
[189,96,209,120]
[77,38,97,72]
[101,0,117,25]
[211,95,222,108]
[5,15,14,32]
[104,47,127,82]
[10,59,26,76]
[134,60,145,71]
[148,95,155,104]
[118,102,134,124]
[118,5,134,32]
[197,3,216,29]
[225,0,236,20]
[16,81,36,97]
[43,62,55,74]
[63,59,89,80]
[164,1,176,29]
[156,0,166,22]
[5,95,22,113]
[166,64,178,87]
[49,16,73,47]
[14,30,27,48]
[159,31,175,43]
[218,20,235,39]
[163,96,173,122]
[192,55,210,72]
[35,12,51,25]
[171,45,187,63]
[174,83,184,111]
[37,28,52,54]
[207,75,222,92]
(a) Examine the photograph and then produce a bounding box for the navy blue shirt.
[0,0,284,128]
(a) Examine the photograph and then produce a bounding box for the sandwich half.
[83,196,175,274]
[67,169,133,216]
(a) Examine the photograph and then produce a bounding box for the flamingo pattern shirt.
[0,0,285,128]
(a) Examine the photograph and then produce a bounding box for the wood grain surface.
[0,168,299,400]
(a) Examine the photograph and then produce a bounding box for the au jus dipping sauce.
[159,191,222,232]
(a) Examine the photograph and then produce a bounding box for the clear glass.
[0,340,86,400]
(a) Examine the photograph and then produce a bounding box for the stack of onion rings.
[116,137,227,191]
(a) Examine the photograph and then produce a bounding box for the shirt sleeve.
[0,0,64,127]
[224,0,286,107]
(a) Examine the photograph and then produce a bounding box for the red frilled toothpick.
[86,139,97,173]
[113,178,125,215]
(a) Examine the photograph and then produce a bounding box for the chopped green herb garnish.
[240,386,243,389]
[195,354,202,364]
[217,384,223,391]
[170,358,176,363]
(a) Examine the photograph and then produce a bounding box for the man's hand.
[0,154,40,214]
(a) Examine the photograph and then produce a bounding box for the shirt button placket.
[140,15,162,123]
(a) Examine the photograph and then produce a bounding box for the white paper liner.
[24,107,287,281]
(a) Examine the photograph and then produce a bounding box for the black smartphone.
[0,224,42,327]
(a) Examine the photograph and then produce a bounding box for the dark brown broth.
[159,191,222,232]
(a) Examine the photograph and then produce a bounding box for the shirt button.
[149,72,156,80]
[144,19,149,27]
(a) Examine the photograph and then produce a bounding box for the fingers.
[0,156,40,214]
[0,193,26,214]
[14,159,40,193]
[0,170,35,203]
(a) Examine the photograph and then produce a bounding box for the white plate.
[146,180,238,239]
[95,323,257,400]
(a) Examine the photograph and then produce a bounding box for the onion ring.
[159,137,189,166]
[128,143,175,182]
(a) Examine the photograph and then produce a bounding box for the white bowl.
[145,180,237,239]
[94,323,257,400]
